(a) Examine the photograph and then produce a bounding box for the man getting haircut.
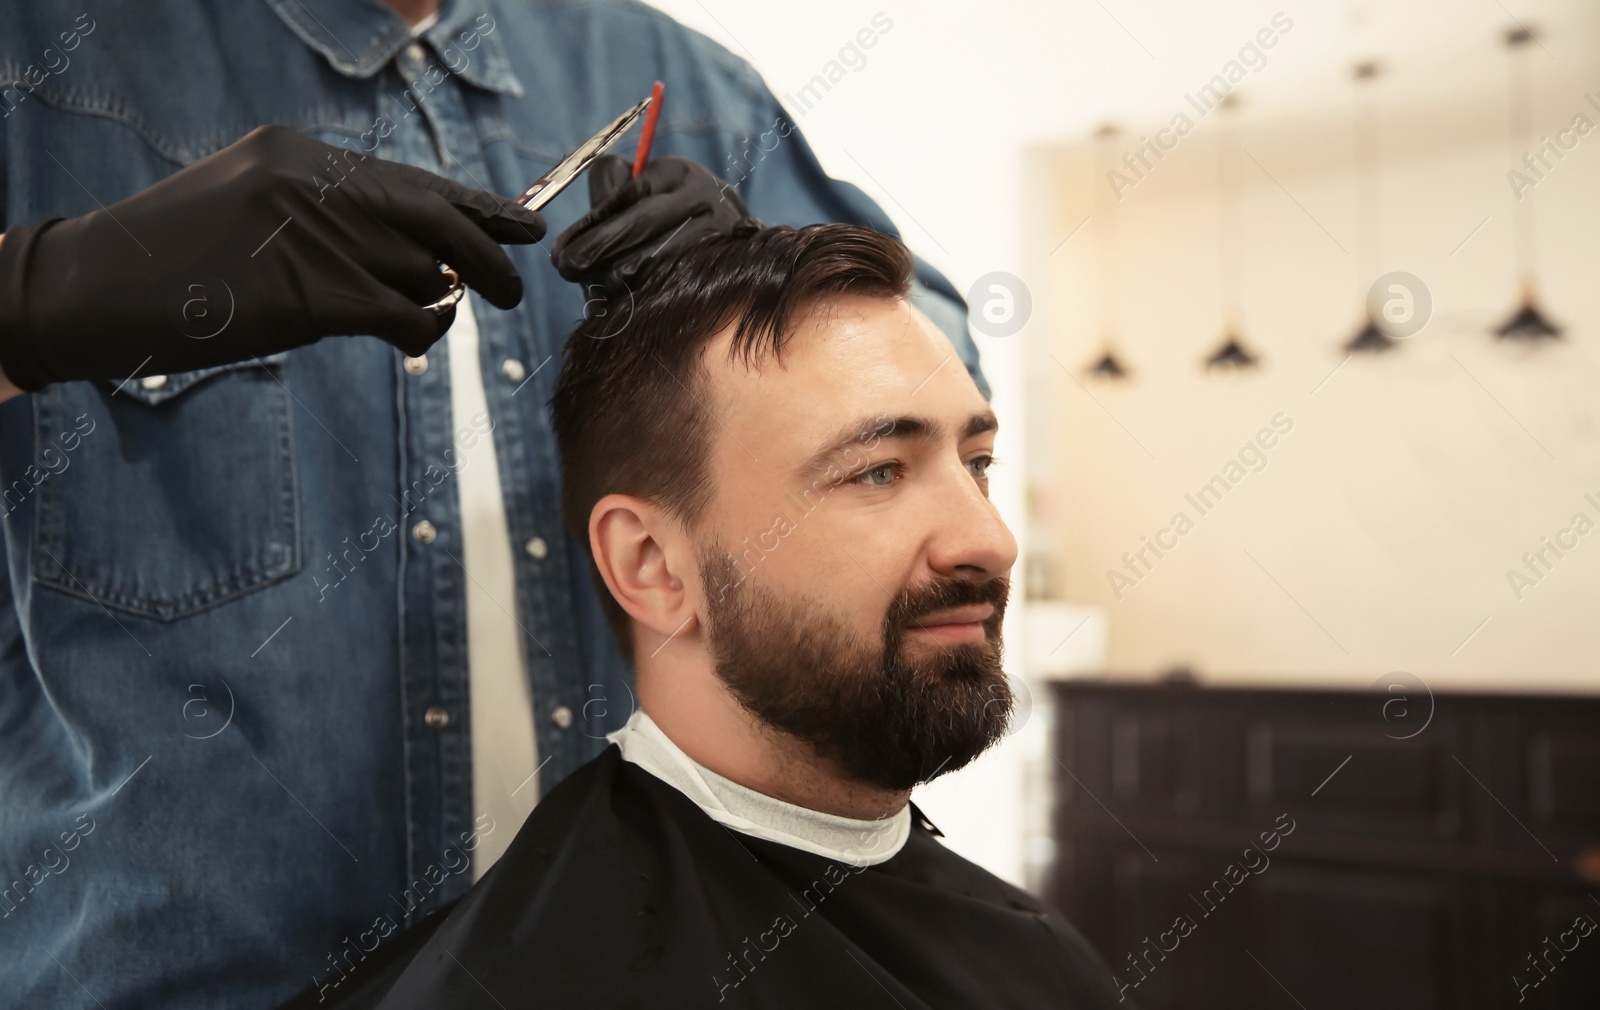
[283,224,1123,1009]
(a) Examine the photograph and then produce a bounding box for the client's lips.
[907,603,995,644]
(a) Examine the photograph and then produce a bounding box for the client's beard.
[697,543,1013,793]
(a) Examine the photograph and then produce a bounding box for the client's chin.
[703,557,1014,795]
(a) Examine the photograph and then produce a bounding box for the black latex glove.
[549,154,760,294]
[0,124,546,391]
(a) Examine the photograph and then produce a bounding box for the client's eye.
[967,454,997,479]
[851,462,900,487]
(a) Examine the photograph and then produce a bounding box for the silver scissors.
[424,93,653,314]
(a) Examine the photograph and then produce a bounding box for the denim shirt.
[0,1,986,1006]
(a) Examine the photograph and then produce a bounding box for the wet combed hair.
[549,223,914,656]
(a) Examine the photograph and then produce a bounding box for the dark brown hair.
[549,223,914,655]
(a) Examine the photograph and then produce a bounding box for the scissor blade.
[516,96,653,212]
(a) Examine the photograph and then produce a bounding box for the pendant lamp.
[1203,94,1261,372]
[1084,123,1132,380]
[1203,337,1259,370]
[1494,26,1562,342]
[1343,60,1398,354]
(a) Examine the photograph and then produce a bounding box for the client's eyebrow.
[791,410,999,483]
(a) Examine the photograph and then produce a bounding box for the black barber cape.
[282,746,1124,1009]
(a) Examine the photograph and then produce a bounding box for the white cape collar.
[607,709,910,866]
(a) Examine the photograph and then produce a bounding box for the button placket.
[386,45,483,910]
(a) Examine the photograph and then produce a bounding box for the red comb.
[631,80,665,178]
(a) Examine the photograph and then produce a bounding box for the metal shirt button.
[424,706,449,728]
[524,536,548,560]
[405,42,427,65]
[412,520,438,545]
[141,374,169,391]
[403,355,429,375]
[501,358,526,383]
[550,705,573,729]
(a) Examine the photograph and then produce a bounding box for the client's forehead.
[702,294,987,472]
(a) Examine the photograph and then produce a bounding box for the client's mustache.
[887,576,1010,630]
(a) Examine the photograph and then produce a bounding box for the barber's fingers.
[603,214,729,288]
[585,153,635,206]
[553,196,709,280]
[377,160,548,245]
[313,238,457,354]
[329,280,452,357]
[552,160,727,280]
[549,157,648,276]
[383,185,530,311]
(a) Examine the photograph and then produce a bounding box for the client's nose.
[923,461,1018,582]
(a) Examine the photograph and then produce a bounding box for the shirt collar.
[265,0,523,97]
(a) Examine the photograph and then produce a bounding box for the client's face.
[693,295,1018,792]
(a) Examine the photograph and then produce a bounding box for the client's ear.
[589,494,698,643]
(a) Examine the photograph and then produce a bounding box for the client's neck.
[638,655,910,821]
[383,0,441,27]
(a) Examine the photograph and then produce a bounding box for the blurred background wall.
[1029,27,1600,691]
[645,0,1600,891]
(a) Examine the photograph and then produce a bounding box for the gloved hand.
[550,154,760,294]
[0,124,546,392]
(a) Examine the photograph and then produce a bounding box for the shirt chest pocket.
[30,354,301,621]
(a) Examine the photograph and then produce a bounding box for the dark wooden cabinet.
[1048,683,1600,1009]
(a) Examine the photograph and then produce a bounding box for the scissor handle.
[424,266,465,315]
